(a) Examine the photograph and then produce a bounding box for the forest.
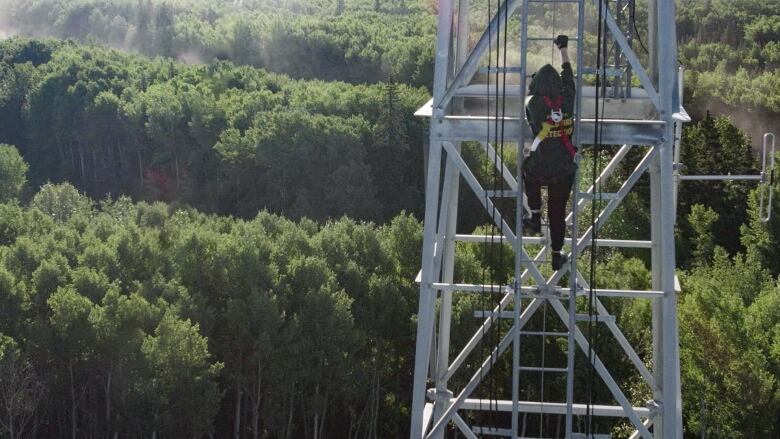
[0,0,778,438]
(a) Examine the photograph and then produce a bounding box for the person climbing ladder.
[523,35,576,271]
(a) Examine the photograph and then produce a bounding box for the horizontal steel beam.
[679,175,763,181]
[457,399,653,417]
[429,116,664,145]
[430,282,666,298]
[455,234,653,248]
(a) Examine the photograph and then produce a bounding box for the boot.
[552,251,568,271]
[522,212,542,236]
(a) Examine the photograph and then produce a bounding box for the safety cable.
[496,0,510,429]
[478,0,493,431]
[586,0,609,436]
[629,0,649,55]
[487,0,509,428]
[478,0,505,431]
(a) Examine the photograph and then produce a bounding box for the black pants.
[524,174,574,252]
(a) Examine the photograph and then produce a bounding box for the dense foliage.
[0,38,428,221]
[678,0,780,140]
[0,184,425,438]
[0,0,436,87]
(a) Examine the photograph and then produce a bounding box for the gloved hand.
[554,35,568,49]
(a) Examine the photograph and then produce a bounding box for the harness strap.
[533,95,576,159]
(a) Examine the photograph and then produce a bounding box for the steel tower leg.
[409,1,454,437]
[657,0,682,437]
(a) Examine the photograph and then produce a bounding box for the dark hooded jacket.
[524,62,576,181]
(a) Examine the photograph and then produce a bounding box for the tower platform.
[415,86,690,145]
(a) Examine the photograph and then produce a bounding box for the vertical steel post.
[410,1,454,437]
[513,0,532,433]
[650,149,664,437]
[430,3,469,434]
[565,155,580,438]
[658,0,682,437]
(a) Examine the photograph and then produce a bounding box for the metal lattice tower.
[409,0,688,438]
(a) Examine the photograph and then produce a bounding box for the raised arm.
[555,35,575,114]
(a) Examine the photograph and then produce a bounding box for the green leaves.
[31,183,92,224]
[0,144,28,202]
[141,311,223,436]
[1,36,429,221]
[679,251,778,438]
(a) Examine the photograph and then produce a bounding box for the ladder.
[510,0,585,436]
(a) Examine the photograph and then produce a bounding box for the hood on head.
[529,64,561,97]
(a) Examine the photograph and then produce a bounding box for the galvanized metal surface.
[409,1,687,438]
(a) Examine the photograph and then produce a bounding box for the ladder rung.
[575,314,616,323]
[527,36,581,42]
[578,192,619,200]
[529,0,581,2]
[478,66,524,74]
[431,282,510,293]
[453,84,525,98]
[581,67,624,77]
[520,330,570,337]
[485,190,520,197]
[474,311,514,319]
[572,434,613,439]
[519,366,569,373]
[472,426,513,437]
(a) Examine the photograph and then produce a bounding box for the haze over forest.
[0,0,778,438]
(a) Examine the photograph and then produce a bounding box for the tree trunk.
[92,149,98,190]
[174,151,181,189]
[234,380,242,439]
[285,383,294,439]
[8,409,14,439]
[370,369,380,439]
[318,390,329,439]
[138,150,144,183]
[78,142,86,189]
[69,362,77,439]
[104,368,112,437]
[252,361,261,439]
